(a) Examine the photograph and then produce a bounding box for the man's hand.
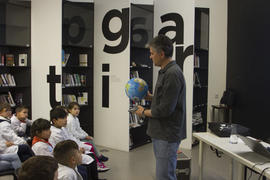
[85,136,93,140]
[135,105,144,117]
[5,141,14,147]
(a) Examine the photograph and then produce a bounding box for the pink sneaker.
[97,162,110,172]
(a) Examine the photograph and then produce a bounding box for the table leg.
[229,159,233,180]
[199,140,204,180]
[237,163,245,180]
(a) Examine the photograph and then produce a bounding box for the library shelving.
[193,8,209,134]
[0,0,31,117]
[129,4,153,150]
[62,1,94,136]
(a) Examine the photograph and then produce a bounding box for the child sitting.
[66,102,108,162]
[11,105,32,138]
[54,140,84,180]
[30,118,89,180]
[18,156,58,180]
[0,102,34,162]
[49,106,103,179]
[31,118,53,156]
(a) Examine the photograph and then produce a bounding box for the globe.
[125,78,148,101]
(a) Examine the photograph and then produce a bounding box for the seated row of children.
[18,140,92,180]
[0,102,109,180]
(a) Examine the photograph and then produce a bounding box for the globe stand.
[128,99,142,126]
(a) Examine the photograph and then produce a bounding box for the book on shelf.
[18,54,28,66]
[77,92,88,105]
[73,74,81,86]
[62,53,70,67]
[79,54,88,67]
[0,53,4,66]
[5,54,15,66]
[8,91,15,107]
[0,74,8,86]
[80,75,86,86]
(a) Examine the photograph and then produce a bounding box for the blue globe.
[125,78,148,101]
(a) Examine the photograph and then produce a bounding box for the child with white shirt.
[49,106,105,180]
[30,118,53,156]
[11,105,32,138]
[0,102,34,162]
[54,140,83,180]
[67,102,109,162]
[30,118,89,180]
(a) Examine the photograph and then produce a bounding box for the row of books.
[62,92,88,106]
[0,53,28,66]
[62,73,86,87]
[62,53,88,67]
[0,92,16,107]
[0,73,16,87]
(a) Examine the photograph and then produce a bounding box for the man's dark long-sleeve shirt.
[147,61,186,142]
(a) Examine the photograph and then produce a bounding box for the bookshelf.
[62,1,94,136]
[129,4,153,150]
[0,45,31,116]
[0,0,31,116]
[193,8,209,134]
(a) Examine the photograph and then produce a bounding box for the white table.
[193,132,270,180]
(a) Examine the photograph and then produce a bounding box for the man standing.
[135,34,186,180]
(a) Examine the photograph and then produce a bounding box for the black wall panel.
[227,0,270,140]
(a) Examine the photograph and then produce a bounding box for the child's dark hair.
[53,140,79,165]
[67,102,80,111]
[30,118,51,138]
[15,105,29,113]
[0,102,11,112]
[18,156,58,180]
[50,106,68,122]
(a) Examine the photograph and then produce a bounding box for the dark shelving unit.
[62,1,94,136]
[0,0,31,117]
[129,4,153,150]
[193,8,209,134]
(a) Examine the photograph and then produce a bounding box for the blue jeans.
[0,153,21,171]
[152,138,180,180]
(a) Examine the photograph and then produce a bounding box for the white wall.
[32,0,62,120]
[94,0,130,151]
[195,0,228,125]
[154,0,195,150]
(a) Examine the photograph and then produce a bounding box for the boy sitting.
[0,102,34,162]
[54,140,83,180]
[11,105,32,138]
